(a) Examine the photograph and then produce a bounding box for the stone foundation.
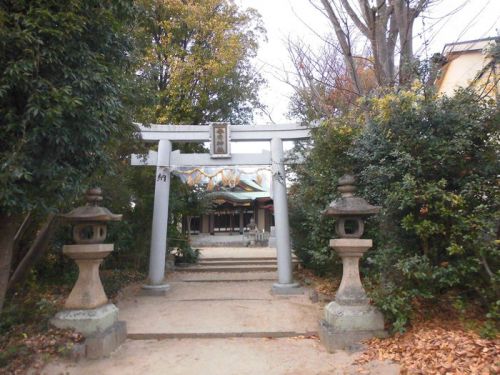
[319,301,387,352]
[271,282,303,295]
[51,304,127,359]
[319,319,387,352]
[51,304,118,336]
[324,301,384,331]
[85,320,127,359]
[141,283,171,296]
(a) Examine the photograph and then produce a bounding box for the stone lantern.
[51,188,127,359]
[319,175,386,351]
[247,218,257,246]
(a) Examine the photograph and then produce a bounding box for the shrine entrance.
[131,123,312,294]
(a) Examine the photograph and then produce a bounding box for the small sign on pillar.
[210,123,231,158]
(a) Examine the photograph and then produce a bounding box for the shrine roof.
[209,190,271,203]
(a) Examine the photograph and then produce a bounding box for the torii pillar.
[271,137,301,294]
[143,139,171,294]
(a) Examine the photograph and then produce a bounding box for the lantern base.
[319,319,387,352]
[51,303,127,359]
[51,303,119,337]
[319,301,386,352]
[84,320,127,359]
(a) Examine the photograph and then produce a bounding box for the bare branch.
[291,5,346,54]
[480,252,494,279]
[414,0,431,15]
[8,214,59,290]
[340,0,369,35]
[13,212,32,250]
[320,0,364,95]
[258,106,277,124]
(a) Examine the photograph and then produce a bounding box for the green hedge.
[289,88,499,332]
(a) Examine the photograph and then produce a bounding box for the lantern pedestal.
[319,238,386,352]
[63,244,113,309]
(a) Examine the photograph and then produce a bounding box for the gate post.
[271,137,301,294]
[143,139,172,294]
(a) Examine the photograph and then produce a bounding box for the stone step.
[199,257,277,261]
[176,264,278,273]
[199,257,299,262]
[128,331,317,340]
[169,271,278,282]
[197,260,278,266]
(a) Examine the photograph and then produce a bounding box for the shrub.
[290,87,499,331]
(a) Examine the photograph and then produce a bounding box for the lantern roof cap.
[323,174,381,217]
[61,188,122,223]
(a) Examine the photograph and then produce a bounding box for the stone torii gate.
[131,123,312,294]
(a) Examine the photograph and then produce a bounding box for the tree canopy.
[92,0,268,274]
[0,0,139,311]
[135,0,265,124]
[0,0,137,214]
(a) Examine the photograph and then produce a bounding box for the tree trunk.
[492,59,500,105]
[0,213,24,312]
[399,17,415,84]
[7,214,59,290]
[387,13,398,85]
[319,0,429,89]
[393,0,421,84]
[361,0,393,86]
[320,0,364,96]
[374,12,393,86]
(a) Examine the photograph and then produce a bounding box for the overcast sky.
[237,0,500,125]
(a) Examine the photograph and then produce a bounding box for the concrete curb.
[127,330,318,340]
[181,278,277,283]
[176,266,278,273]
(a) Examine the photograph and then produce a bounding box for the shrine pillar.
[271,137,301,294]
[143,139,171,294]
